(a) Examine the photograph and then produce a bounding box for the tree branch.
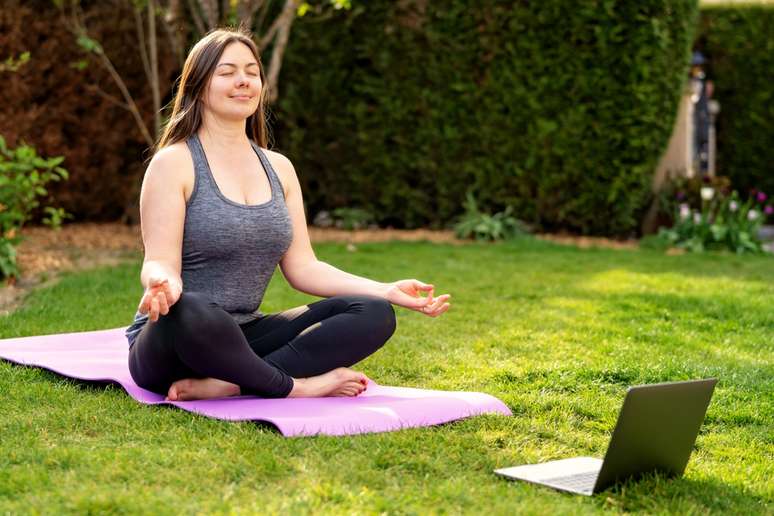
[84,83,130,110]
[149,0,161,138]
[198,0,218,30]
[133,7,153,89]
[265,0,298,103]
[161,0,186,69]
[186,0,207,35]
[59,2,155,148]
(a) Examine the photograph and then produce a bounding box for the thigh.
[241,297,352,357]
[261,295,396,378]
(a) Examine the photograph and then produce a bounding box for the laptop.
[494,378,717,495]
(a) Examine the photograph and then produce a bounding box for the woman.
[126,28,450,402]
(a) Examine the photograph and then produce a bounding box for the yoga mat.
[0,328,512,437]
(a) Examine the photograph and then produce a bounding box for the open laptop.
[494,378,717,495]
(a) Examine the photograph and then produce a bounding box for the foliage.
[0,51,30,73]
[696,5,774,195]
[277,0,699,235]
[0,2,177,221]
[0,137,69,279]
[656,177,772,254]
[330,207,374,230]
[454,193,529,242]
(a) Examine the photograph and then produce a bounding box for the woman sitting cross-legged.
[125,28,451,402]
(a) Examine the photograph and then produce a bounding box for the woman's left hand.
[385,279,451,317]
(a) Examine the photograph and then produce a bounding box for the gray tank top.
[125,133,293,346]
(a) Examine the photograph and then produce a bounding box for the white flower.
[679,204,691,220]
[748,210,759,221]
[729,200,738,212]
[700,187,715,201]
[693,212,702,224]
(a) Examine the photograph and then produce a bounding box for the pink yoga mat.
[0,328,511,437]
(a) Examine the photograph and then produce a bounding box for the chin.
[217,108,258,121]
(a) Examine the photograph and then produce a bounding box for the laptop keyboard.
[543,471,599,491]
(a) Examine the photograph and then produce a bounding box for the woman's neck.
[198,112,251,150]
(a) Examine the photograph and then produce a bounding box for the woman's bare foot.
[166,377,241,401]
[288,368,368,398]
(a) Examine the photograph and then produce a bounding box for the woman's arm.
[136,144,191,321]
[270,151,450,317]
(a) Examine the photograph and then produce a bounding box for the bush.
[453,192,529,242]
[0,3,177,221]
[696,5,774,195]
[657,178,772,254]
[276,0,699,236]
[0,137,69,279]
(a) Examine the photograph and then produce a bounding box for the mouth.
[230,95,253,101]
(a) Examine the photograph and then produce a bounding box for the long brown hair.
[156,28,269,151]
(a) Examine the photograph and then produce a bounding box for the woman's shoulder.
[260,147,295,175]
[144,141,195,194]
[151,141,193,170]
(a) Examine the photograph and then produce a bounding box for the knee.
[361,296,397,343]
[162,292,218,332]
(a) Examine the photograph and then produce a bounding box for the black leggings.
[128,292,397,398]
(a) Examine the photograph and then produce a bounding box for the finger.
[398,291,433,309]
[137,294,150,315]
[149,296,160,322]
[429,303,451,317]
[415,280,434,292]
[424,287,434,305]
[160,281,175,306]
[148,277,167,290]
[157,291,170,316]
[427,293,449,311]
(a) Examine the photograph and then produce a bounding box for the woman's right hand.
[138,277,182,322]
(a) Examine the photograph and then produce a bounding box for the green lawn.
[0,239,772,514]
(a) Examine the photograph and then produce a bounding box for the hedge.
[275,0,699,235]
[0,3,176,222]
[696,5,774,196]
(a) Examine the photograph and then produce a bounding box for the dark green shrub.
[331,207,374,230]
[277,0,699,236]
[0,136,69,279]
[696,5,774,196]
[454,193,529,242]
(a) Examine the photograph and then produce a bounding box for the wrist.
[377,282,395,300]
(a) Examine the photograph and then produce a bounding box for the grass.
[0,238,772,514]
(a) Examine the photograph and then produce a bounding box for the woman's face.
[203,42,262,121]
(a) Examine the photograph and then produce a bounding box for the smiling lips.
[230,95,253,100]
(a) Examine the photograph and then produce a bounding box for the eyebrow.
[216,62,259,68]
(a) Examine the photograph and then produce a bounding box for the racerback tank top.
[125,133,293,346]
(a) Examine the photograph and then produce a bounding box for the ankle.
[288,377,307,398]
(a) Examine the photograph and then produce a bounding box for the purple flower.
[766,205,774,216]
[676,191,686,201]
[757,191,768,203]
